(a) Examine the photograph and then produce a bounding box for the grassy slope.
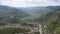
[45,9,60,34]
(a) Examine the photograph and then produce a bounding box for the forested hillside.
[28,9,60,34]
[0,5,30,34]
[43,9,60,34]
[0,5,28,23]
[0,5,60,34]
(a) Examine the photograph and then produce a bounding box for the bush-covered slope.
[0,5,28,23]
[44,9,60,34]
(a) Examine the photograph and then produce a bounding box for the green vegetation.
[0,28,30,34]
[0,6,30,34]
[0,6,28,23]
[44,10,60,34]
[0,5,60,34]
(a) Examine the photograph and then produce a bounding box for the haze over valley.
[0,0,60,34]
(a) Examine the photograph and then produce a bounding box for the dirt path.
[39,24,43,34]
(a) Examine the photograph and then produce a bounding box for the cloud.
[0,0,60,7]
[53,0,60,2]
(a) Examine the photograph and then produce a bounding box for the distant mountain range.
[21,6,60,15]
[0,5,28,23]
[46,6,60,10]
[0,5,60,15]
[0,5,60,24]
[0,5,28,18]
[0,5,60,20]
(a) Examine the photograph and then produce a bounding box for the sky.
[0,0,60,7]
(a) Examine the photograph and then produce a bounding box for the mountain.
[1,5,60,15]
[34,9,60,34]
[46,6,60,10]
[21,7,52,15]
[21,6,60,15]
[41,9,60,34]
[0,5,60,23]
[0,5,28,17]
[0,5,28,23]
